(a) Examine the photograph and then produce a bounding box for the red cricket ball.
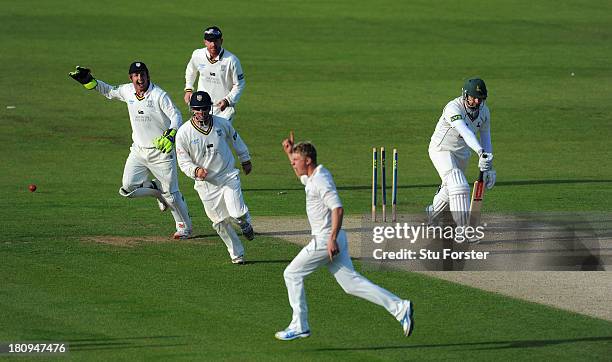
[29,184,37,192]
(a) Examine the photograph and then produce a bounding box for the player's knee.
[337,279,358,295]
[446,168,469,195]
[283,265,299,281]
[162,191,181,206]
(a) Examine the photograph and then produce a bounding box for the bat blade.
[468,171,485,226]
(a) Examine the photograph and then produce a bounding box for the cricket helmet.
[190,91,213,109]
[128,61,149,75]
[462,78,487,99]
[204,26,223,41]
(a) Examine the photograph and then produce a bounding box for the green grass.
[1,0,611,360]
[1,239,611,361]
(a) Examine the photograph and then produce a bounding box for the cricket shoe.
[231,255,245,265]
[399,300,414,337]
[240,222,255,241]
[173,226,192,240]
[274,328,311,341]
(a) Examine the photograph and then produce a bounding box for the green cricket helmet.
[462,78,488,99]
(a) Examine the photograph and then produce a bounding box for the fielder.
[275,136,414,341]
[184,26,245,123]
[68,62,192,239]
[175,91,254,264]
[427,78,496,236]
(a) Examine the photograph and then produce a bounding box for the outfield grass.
[1,238,611,361]
[1,0,611,360]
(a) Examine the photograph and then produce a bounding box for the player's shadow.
[312,335,612,352]
[243,179,612,193]
[241,259,295,265]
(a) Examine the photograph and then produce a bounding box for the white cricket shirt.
[175,115,250,186]
[96,80,182,148]
[429,96,491,153]
[301,165,343,238]
[184,48,245,120]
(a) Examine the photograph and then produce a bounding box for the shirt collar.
[205,48,225,62]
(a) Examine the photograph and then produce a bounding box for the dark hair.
[293,141,317,164]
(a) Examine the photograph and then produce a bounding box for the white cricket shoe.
[399,300,414,337]
[231,255,245,265]
[274,328,311,341]
[173,229,192,240]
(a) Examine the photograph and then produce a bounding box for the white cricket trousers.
[283,230,405,333]
[428,148,470,182]
[194,174,247,259]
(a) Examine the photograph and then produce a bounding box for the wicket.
[372,147,397,222]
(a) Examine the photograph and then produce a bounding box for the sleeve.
[95,80,126,102]
[479,109,493,153]
[184,51,198,92]
[317,177,343,211]
[450,119,483,154]
[226,121,250,163]
[175,130,199,180]
[159,92,183,130]
[224,56,246,106]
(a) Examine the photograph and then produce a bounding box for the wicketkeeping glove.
[154,129,177,153]
[69,66,98,90]
[478,152,493,172]
[484,169,496,190]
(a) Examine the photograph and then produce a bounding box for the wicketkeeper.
[175,91,254,264]
[427,78,496,236]
[69,63,192,239]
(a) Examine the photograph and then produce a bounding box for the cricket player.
[175,91,254,264]
[276,136,414,341]
[68,62,193,239]
[427,78,496,233]
[184,26,245,123]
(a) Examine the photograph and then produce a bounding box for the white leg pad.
[118,183,162,198]
[163,191,192,231]
[446,169,470,227]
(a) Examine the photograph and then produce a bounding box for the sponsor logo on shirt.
[450,114,462,121]
[209,72,216,76]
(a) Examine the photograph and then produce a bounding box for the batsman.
[68,63,193,239]
[427,78,496,239]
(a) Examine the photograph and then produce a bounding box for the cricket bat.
[468,170,485,226]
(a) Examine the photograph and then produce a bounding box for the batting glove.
[478,152,493,172]
[69,66,98,90]
[154,129,177,153]
[484,169,496,190]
